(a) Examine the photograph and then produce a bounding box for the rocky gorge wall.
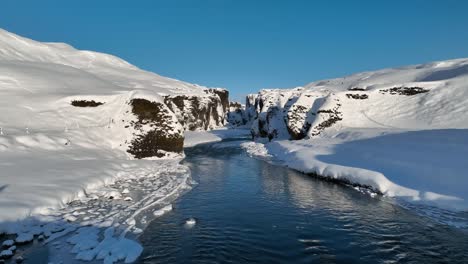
[126,88,230,159]
[163,89,229,131]
[71,89,231,159]
[239,84,439,141]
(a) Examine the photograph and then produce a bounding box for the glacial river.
[138,139,468,263]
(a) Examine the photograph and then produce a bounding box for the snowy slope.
[0,28,228,262]
[245,58,468,211]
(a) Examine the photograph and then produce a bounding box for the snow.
[184,128,250,147]
[244,58,468,212]
[2,240,14,247]
[184,217,197,228]
[0,157,192,262]
[242,129,468,210]
[0,249,13,258]
[153,204,173,217]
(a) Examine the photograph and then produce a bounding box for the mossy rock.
[71,100,104,107]
[127,98,183,159]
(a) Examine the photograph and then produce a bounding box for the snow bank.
[0,133,192,262]
[184,128,250,147]
[242,128,468,211]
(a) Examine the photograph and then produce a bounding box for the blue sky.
[1,0,468,101]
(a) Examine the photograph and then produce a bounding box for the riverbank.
[241,128,468,212]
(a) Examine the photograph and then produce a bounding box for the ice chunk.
[184,217,197,228]
[2,240,14,247]
[15,233,33,244]
[153,204,173,217]
[0,249,13,258]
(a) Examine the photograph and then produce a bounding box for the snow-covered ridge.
[0,28,231,159]
[242,58,468,211]
[0,28,233,262]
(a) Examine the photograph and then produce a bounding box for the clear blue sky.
[1,0,468,101]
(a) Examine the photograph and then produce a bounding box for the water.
[138,139,468,263]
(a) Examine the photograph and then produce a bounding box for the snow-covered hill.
[0,28,230,159]
[243,58,468,212]
[0,28,231,262]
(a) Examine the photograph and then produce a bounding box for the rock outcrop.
[163,88,229,131]
[245,60,463,142]
[226,102,249,127]
[0,28,234,160]
[126,98,184,159]
[117,88,232,159]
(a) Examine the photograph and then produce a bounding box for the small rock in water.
[122,188,130,194]
[15,256,24,263]
[124,197,133,201]
[0,249,13,259]
[184,217,197,228]
[15,233,33,244]
[1,240,14,248]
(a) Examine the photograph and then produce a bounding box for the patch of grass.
[71,100,104,107]
[346,94,368,99]
[348,87,366,91]
[127,99,183,159]
[380,86,429,96]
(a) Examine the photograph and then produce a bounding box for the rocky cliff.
[164,88,229,131]
[246,58,468,141]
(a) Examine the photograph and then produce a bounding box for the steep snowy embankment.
[244,58,468,211]
[0,28,229,262]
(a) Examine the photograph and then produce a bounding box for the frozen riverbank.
[241,128,468,213]
[0,131,192,263]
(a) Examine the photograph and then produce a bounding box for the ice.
[0,160,192,263]
[0,249,13,258]
[2,240,14,247]
[184,217,197,228]
[15,233,34,244]
[153,204,173,217]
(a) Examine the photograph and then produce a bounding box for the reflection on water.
[139,140,468,264]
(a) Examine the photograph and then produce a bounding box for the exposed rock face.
[126,98,184,159]
[249,88,304,140]
[227,102,248,127]
[246,79,435,141]
[108,89,231,159]
[71,100,104,107]
[205,88,229,112]
[285,92,323,140]
[164,88,229,131]
[246,88,346,140]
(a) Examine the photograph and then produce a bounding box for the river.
[138,139,468,263]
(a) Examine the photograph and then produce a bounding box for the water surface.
[139,139,468,263]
